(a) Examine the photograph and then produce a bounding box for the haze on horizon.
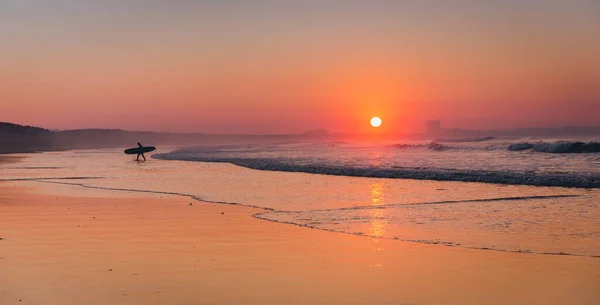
[1,1,599,134]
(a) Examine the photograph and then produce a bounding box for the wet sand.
[0,155,24,165]
[1,183,599,305]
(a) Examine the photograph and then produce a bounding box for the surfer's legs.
[141,153,146,161]
[136,153,140,161]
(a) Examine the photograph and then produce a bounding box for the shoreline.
[2,182,600,305]
[11,178,596,258]
[152,154,600,189]
[2,152,600,304]
[0,155,25,165]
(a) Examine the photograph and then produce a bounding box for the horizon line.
[3,121,600,137]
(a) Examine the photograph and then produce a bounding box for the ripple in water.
[255,183,600,257]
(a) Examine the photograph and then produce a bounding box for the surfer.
[124,143,155,160]
[136,142,146,161]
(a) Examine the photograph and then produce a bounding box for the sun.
[370,117,382,128]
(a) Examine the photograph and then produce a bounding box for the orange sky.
[1,1,599,134]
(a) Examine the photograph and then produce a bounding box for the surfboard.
[124,146,156,155]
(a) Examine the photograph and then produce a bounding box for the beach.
[5,1,600,303]
[1,152,600,305]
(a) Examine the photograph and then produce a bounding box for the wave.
[153,153,600,188]
[428,143,450,151]
[391,140,600,154]
[508,141,600,153]
[533,141,600,153]
[392,143,452,151]
[435,136,497,143]
[508,143,535,151]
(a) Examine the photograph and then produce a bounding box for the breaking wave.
[508,141,600,153]
[533,141,600,153]
[393,143,451,151]
[392,140,600,153]
[508,143,535,151]
[434,136,497,143]
[154,153,600,188]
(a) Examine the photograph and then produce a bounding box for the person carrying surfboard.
[123,143,156,160]
[136,142,146,161]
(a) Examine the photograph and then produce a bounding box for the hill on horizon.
[2,121,600,154]
[0,122,331,154]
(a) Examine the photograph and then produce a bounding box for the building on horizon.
[426,120,441,135]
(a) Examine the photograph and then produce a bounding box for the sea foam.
[154,152,600,188]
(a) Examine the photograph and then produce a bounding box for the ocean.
[157,137,600,188]
[2,137,599,258]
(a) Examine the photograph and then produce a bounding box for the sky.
[1,0,599,134]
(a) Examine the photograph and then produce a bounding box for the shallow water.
[1,149,599,257]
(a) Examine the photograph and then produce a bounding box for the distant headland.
[2,121,600,154]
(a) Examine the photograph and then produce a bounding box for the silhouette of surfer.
[136,142,146,161]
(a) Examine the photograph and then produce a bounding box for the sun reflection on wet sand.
[368,182,387,238]
[3,153,600,305]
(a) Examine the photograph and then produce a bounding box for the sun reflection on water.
[368,182,387,238]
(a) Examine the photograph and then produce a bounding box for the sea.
[2,136,599,258]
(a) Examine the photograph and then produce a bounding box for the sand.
[1,183,599,305]
[0,155,24,165]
